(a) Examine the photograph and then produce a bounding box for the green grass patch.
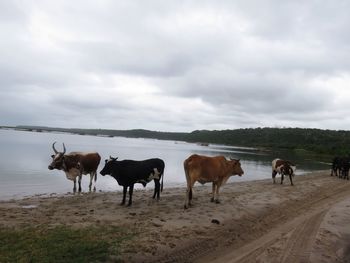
[0,225,134,263]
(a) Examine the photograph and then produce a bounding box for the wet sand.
[0,171,349,262]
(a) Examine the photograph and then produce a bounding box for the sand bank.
[0,171,349,262]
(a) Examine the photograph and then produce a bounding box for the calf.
[184,154,244,209]
[100,157,165,206]
[272,158,296,186]
[48,142,101,192]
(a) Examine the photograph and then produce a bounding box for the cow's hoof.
[210,198,214,202]
[215,200,220,204]
[127,203,132,207]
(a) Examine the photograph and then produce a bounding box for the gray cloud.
[1,1,350,131]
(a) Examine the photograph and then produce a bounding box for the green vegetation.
[0,226,134,263]
[3,125,350,155]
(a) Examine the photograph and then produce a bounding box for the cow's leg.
[211,183,216,202]
[127,184,134,206]
[78,175,82,192]
[272,170,277,184]
[215,183,222,204]
[153,180,157,199]
[121,186,127,205]
[88,172,94,192]
[281,173,284,184]
[184,181,195,209]
[73,178,77,193]
[289,174,294,186]
[153,179,161,200]
[185,187,193,209]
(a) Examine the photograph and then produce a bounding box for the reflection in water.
[0,129,330,200]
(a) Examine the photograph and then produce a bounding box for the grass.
[0,225,135,263]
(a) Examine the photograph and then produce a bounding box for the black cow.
[331,156,342,177]
[100,157,165,206]
[331,156,350,180]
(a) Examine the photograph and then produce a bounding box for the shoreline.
[0,169,326,202]
[1,170,350,262]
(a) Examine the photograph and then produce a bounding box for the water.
[0,129,330,200]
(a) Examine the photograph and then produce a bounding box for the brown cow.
[48,142,101,193]
[272,158,296,186]
[184,154,244,209]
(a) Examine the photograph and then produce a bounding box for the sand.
[0,171,350,262]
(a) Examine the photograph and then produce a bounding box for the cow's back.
[115,158,164,184]
[184,154,226,180]
[272,158,296,173]
[68,152,101,172]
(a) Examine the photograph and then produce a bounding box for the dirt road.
[153,172,350,263]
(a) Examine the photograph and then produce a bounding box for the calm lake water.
[0,129,330,200]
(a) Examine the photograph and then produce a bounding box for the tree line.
[9,126,350,156]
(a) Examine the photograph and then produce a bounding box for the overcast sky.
[1,1,350,132]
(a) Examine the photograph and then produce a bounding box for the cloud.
[1,1,350,131]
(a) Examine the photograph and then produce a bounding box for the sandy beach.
[1,171,350,262]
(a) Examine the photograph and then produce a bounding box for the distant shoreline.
[1,125,346,158]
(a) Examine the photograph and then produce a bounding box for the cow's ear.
[51,155,55,159]
[105,159,108,164]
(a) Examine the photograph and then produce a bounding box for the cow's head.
[48,142,66,170]
[229,158,244,176]
[100,156,118,176]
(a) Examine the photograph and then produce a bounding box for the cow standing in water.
[183,154,244,209]
[272,158,296,186]
[100,157,165,206]
[48,142,101,192]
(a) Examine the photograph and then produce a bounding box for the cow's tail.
[184,157,193,201]
[161,166,164,192]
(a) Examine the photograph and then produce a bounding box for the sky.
[1,0,350,132]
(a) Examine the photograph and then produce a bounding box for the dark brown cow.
[272,158,296,186]
[184,154,244,209]
[48,142,101,192]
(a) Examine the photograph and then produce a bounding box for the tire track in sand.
[154,180,350,263]
[281,210,326,263]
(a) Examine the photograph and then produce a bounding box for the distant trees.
[10,126,350,155]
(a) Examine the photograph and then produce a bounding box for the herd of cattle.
[48,142,303,208]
